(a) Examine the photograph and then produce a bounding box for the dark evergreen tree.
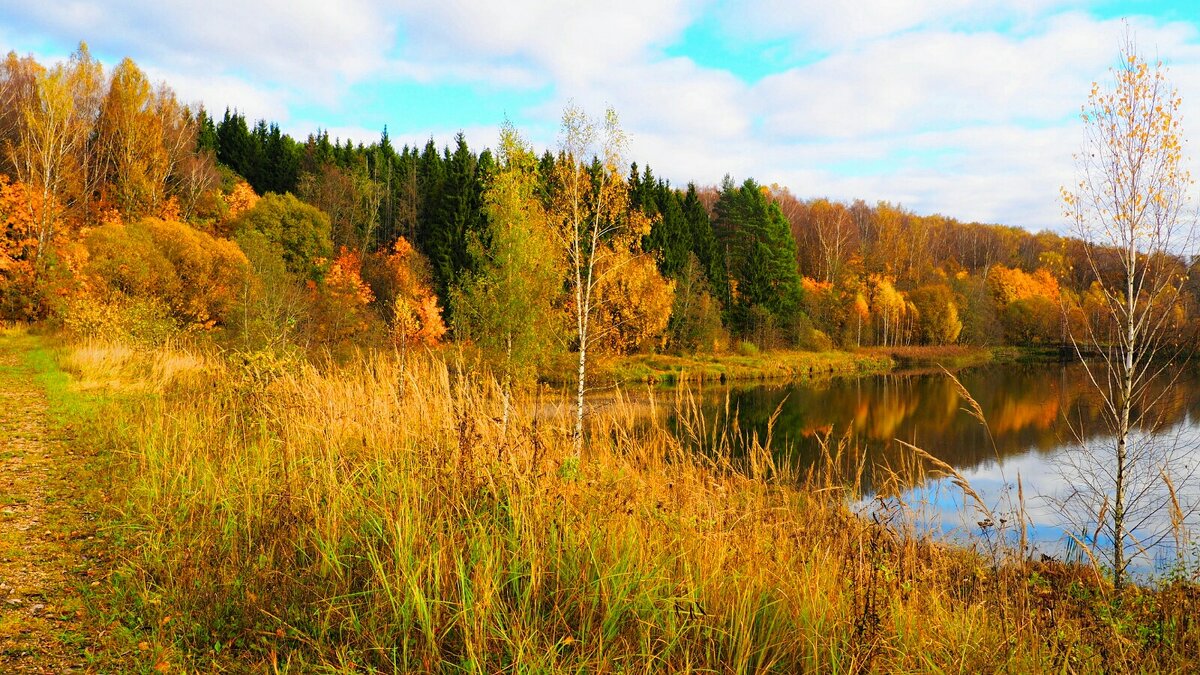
[216,109,257,184]
[651,188,690,277]
[416,138,447,278]
[713,177,803,340]
[263,123,299,194]
[683,183,728,305]
[431,134,484,309]
[196,108,218,153]
[536,150,556,208]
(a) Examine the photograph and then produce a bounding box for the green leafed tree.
[452,122,563,384]
[231,192,332,279]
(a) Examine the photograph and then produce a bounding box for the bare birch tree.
[1060,35,1199,590]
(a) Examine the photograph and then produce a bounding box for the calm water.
[670,361,1200,574]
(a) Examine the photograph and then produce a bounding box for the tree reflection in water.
[667,362,1200,570]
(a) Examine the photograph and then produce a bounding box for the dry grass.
[60,341,1200,673]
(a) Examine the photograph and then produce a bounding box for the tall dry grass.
[65,342,1199,672]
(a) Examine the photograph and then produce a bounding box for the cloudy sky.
[3,1,1199,230]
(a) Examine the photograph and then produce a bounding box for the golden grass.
[61,341,1200,673]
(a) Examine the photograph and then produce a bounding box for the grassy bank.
[859,344,1003,369]
[582,349,894,386]
[38,338,1200,672]
[572,343,1064,388]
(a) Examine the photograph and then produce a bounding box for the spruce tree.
[714,177,803,340]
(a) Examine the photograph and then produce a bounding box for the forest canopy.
[3,44,1196,372]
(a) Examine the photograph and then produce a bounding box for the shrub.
[736,340,760,356]
[230,192,332,279]
[82,218,251,329]
[61,293,179,346]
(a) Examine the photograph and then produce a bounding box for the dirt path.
[0,333,100,672]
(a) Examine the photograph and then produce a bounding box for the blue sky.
[4,0,1200,230]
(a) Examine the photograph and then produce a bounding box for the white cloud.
[5,1,1200,232]
[0,0,394,101]
[725,0,1080,49]
[752,13,1124,140]
[391,0,695,87]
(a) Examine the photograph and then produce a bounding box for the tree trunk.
[1113,249,1136,591]
[575,324,586,457]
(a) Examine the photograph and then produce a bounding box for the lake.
[664,360,1200,576]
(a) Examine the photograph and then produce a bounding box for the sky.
[3,1,1200,231]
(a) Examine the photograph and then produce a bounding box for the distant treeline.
[2,44,1195,370]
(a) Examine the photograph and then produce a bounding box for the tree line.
[2,44,1197,378]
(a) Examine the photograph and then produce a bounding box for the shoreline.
[544,344,1056,387]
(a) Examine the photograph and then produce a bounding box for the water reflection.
[671,361,1200,573]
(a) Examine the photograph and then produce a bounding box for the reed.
[62,340,1199,672]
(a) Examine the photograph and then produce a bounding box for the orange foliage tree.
[224,179,259,224]
[0,176,39,318]
[987,265,1062,343]
[308,246,377,346]
[369,237,447,349]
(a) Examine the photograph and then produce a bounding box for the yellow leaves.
[853,293,870,320]
[987,265,1059,307]
[1066,41,1190,252]
[593,246,676,355]
[224,180,259,222]
[392,293,447,348]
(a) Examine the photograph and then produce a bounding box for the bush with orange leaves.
[224,180,260,223]
[80,217,251,331]
[0,176,40,319]
[306,247,379,348]
[362,237,447,349]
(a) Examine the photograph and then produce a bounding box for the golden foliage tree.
[7,50,86,270]
[593,244,675,355]
[551,104,642,454]
[95,58,195,221]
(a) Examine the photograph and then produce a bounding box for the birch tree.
[1060,36,1199,590]
[552,104,632,456]
[8,45,102,271]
